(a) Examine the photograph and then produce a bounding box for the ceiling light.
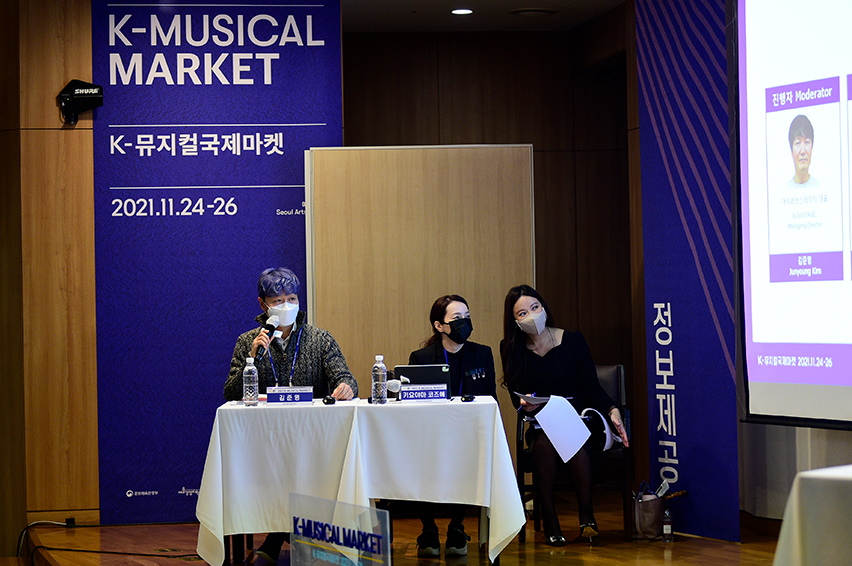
[452,9,473,16]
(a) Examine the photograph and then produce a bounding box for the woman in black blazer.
[408,295,497,399]
[408,294,496,558]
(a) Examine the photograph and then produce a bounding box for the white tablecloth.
[196,397,524,564]
[773,463,852,566]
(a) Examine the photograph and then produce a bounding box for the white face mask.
[516,309,547,335]
[267,301,299,327]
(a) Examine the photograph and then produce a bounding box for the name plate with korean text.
[267,386,313,404]
[399,384,448,402]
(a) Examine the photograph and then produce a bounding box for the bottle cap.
[375,355,383,361]
[246,357,254,364]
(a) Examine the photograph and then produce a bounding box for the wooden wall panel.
[3,0,26,551]
[625,0,641,132]
[626,0,649,479]
[628,126,649,485]
[574,63,629,152]
[575,148,631,367]
[531,151,578,330]
[309,145,533,381]
[4,0,101,537]
[342,33,440,146]
[0,129,27,555]
[573,3,627,70]
[308,145,533,447]
[21,129,98,514]
[436,32,573,150]
[20,0,92,130]
[0,1,20,131]
[572,60,632,370]
[342,31,574,150]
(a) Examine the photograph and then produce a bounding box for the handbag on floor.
[633,481,664,539]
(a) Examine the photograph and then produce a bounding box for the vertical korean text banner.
[635,0,739,541]
[92,0,342,523]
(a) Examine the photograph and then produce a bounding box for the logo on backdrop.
[92,0,343,524]
[126,490,159,498]
[107,13,325,87]
[651,302,678,484]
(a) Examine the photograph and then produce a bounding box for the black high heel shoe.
[545,534,567,546]
[580,521,599,540]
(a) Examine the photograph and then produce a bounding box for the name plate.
[267,386,313,404]
[399,384,448,402]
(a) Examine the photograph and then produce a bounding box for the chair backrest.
[517,365,628,448]
[595,364,626,406]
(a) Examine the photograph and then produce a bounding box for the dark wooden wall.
[342,8,639,389]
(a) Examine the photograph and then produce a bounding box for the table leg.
[231,534,246,564]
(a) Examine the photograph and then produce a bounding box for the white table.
[196,397,524,564]
[773,463,852,566]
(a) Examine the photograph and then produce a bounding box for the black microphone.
[256,315,279,360]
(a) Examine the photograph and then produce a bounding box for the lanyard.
[288,326,304,387]
[270,351,280,386]
[268,325,303,387]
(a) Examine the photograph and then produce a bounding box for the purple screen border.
[737,5,851,391]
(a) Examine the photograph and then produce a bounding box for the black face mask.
[444,317,473,344]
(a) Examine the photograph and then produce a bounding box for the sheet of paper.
[533,395,590,462]
[513,392,551,405]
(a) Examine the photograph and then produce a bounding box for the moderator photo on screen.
[765,89,842,283]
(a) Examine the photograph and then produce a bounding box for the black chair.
[516,364,633,542]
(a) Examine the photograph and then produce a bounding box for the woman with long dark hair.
[500,285,628,546]
[408,294,496,557]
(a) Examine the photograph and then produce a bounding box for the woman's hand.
[609,407,630,447]
[250,329,270,358]
[519,395,537,412]
[331,383,354,400]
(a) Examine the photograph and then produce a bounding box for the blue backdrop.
[92,0,342,523]
[636,0,740,541]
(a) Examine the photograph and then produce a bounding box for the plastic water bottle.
[372,355,387,404]
[662,507,674,542]
[243,357,258,406]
